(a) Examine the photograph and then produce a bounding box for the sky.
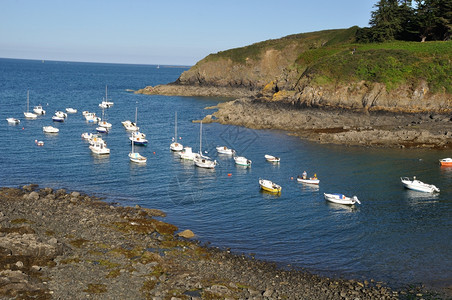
[0,0,378,66]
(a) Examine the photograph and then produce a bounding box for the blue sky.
[1,0,377,66]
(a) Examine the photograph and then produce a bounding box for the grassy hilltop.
[175,27,451,112]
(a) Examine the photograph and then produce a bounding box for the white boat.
[234,156,252,167]
[259,179,282,193]
[265,154,280,163]
[129,137,147,164]
[88,134,103,145]
[170,112,183,151]
[43,126,59,133]
[24,90,37,119]
[179,146,197,160]
[33,105,46,115]
[96,126,109,133]
[35,140,44,146]
[84,112,100,123]
[129,131,148,146]
[98,105,111,128]
[52,115,65,122]
[216,146,235,155]
[81,132,93,140]
[66,108,77,113]
[439,158,452,166]
[194,121,217,169]
[6,118,20,124]
[400,177,440,193]
[89,140,110,155]
[297,173,320,185]
[55,111,67,118]
[324,193,361,205]
[122,120,139,131]
[98,85,114,108]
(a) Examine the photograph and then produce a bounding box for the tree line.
[357,0,451,42]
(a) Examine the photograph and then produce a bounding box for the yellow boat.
[259,179,282,193]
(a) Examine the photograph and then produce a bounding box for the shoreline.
[201,98,452,149]
[0,185,448,299]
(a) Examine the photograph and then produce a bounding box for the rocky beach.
[0,185,445,299]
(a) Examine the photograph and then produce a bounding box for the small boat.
[259,179,282,193]
[33,105,46,115]
[66,108,77,114]
[88,134,103,145]
[55,111,67,118]
[43,126,59,133]
[35,139,44,146]
[170,112,183,151]
[98,105,111,128]
[96,126,109,133]
[52,115,65,122]
[89,140,110,155]
[194,153,217,169]
[234,156,252,167]
[81,132,93,140]
[84,112,100,123]
[129,138,146,164]
[6,118,20,124]
[179,146,196,160]
[216,146,235,155]
[400,177,440,193]
[98,85,114,108]
[324,193,361,205]
[297,176,320,185]
[129,131,148,146]
[122,120,139,131]
[439,158,452,166]
[24,90,37,119]
[193,121,217,169]
[265,154,280,163]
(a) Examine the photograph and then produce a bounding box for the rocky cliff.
[137,27,451,113]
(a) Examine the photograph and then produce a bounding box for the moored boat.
[129,131,148,146]
[324,193,360,205]
[43,126,59,133]
[89,140,110,155]
[6,118,20,124]
[234,156,252,167]
[259,179,282,193]
[179,146,196,160]
[81,132,94,140]
[439,158,452,166]
[265,154,280,163]
[66,107,77,113]
[33,105,46,115]
[24,90,37,119]
[170,112,183,151]
[129,136,146,164]
[400,176,440,193]
[216,146,235,155]
[52,115,65,122]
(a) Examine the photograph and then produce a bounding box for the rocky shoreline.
[201,98,452,149]
[1,185,446,299]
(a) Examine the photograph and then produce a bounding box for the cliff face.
[167,27,452,113]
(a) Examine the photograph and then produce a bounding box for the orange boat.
[439,158,452,166]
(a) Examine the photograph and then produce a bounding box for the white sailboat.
[122,107,140,131]
[24,90,37,119]
[99,85,114,108]
[170,112,183,151]
[194,121,217,169]
[129,136,147,164]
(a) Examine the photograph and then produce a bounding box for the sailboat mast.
[199,121,202,154]
[135,107,138,125]
[26,90,29,112]
[175,112,177,139]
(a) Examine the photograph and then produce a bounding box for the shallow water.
[0,58,451,290]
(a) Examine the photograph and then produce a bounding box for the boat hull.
[439,158,452,166]
[265,154,280,163]
[297,177,320,185]
[400,177,440,193]
[324,193,360,205]
[259,179,281,193]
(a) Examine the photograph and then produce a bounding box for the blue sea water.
[0,58,451,291]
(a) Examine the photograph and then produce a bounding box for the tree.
[369,0,403,41]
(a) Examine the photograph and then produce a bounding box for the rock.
[71,191,80,198]
[28,191,40,201]
[177,229,195,239]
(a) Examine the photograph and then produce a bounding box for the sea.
[0,58,451,292]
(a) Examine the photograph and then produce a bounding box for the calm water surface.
[0,58,451,291]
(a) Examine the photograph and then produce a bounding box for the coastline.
[1,185,445,299]
[202,98,452,149]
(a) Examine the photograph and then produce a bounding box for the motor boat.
[43,126,59,133]
[265,154,280,163]
[129,131,148,146]
[216,146,235,155]
[179,146,196,160]
[439,158,452,166]
[324,193,360,205]
[234,156,252,167]
[89,140,110,155]
[33,105,46,115]
[400,176,440,193]
[6,118,20,124]
[259,179,282,193]
[66,108,77,114]
[297,176,320,185]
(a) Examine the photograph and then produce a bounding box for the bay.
[0,58,450,291]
